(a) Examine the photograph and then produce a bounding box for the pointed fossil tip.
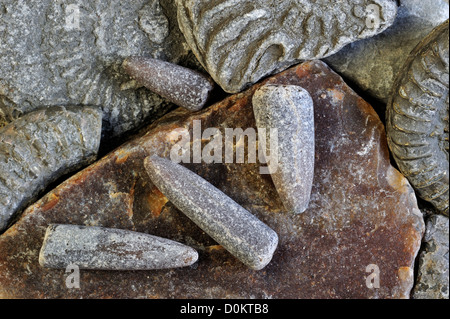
[122,56,214,112]
[143,154,279,270]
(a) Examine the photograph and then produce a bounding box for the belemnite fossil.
[122,57,215,111]
[252,84,315,214]
[175,0,398,93]
[0,0,188,137]
[144,155,279,270]
[39,224,198,270]
[0,106,102,232]
[386,20,449,216]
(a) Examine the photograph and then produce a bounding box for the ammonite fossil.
[0,0,187,137]
[176,0,398,93]
[386,20,449,215]
[0,106,102,232]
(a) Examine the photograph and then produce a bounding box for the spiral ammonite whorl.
[386,20,449,215]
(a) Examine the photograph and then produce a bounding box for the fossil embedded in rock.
[175,0,398,93]
[252,85,315,214]
[144,155,279,270]
[386,20,449,215]
[39,224,199,270]
[0,106,102,232]
[0,0,189,137]
[123,57,215,111]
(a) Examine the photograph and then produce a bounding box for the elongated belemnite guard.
[122,56,215,111]
[144,155,278,270]
[252,85,315,214]
[39,224,198,270]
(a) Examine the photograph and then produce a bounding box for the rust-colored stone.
[0,61,424,299]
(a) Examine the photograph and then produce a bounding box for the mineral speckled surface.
[39,224,199,270]
[386,20,449,216]
[413,215,449,299]
[175,0,398,93]
[144,155,278,270]
[0,0,189,137]
[0,106,102,233]
[0,61,424,298]
[252,85,315,214]
[123,57,214,111]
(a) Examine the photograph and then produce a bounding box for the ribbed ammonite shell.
[176,0,398,93]
[386,20,449,215]
[0,0,187,137]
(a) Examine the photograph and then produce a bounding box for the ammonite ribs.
[0,106,102,232]
[386,20,449,215]
[176,0,398,93]
[0,0,187,137]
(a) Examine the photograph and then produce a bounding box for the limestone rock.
[0,106,102,233]
[176,0,398,93]
[39,224,199,270]
[252,85,315,214]
[413,215,449,299]
[0,61,424,298]
[386,21,449,215]
[325,0,449,102]
[0,0,189,137]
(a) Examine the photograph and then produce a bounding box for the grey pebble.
[123,56,215,111]
[39,224,199,270]
[252,85,315,214]
[0,106,102,233]
[144,155,279,270]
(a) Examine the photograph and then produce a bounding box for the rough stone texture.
[0,106,102,233]
[0,61,424,298]
[123,57,214,111]
[176,0,398,93]
[325,0,449,102]
[386,21,449,216]
[413,215,449,299]
[144,155,278,270]
[252,85,315,214]
[0,0,189,137]
[39,224,198,270]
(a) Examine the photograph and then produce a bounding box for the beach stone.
[413,215,449,299]
[0,0,189,137]
[176,0,398,93]
[0,60,424,298]
[325,0,449,102]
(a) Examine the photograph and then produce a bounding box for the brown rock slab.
[0,61,424,299]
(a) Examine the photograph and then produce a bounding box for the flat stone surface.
[413,215,449,299]
[0,0,189,137]
[0,61,424,298]
[325,0,449,102]
[176,0,398,93]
